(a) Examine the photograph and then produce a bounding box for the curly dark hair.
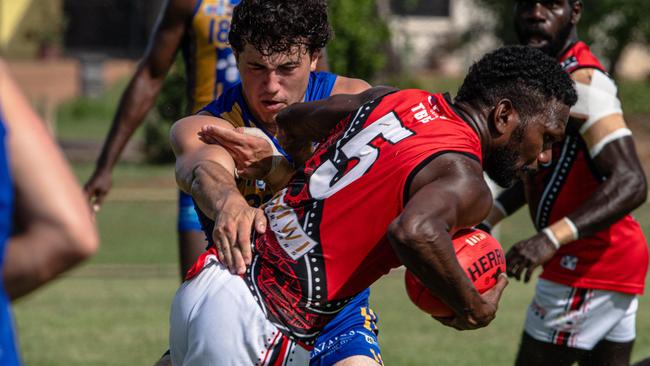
[456,46,577,116]
[229,0,332,56]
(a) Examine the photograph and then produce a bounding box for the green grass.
[11,165,650,366]
[14,276,177,366]
[11,153,650,366]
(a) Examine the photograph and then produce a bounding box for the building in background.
[385,0,650,79]
[0,0,647,109]
[384,0,497,75]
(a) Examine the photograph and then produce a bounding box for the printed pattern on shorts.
[551,287,591,347]
[310,303,382,366]
[524,279,637,350]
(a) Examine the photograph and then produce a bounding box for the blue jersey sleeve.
[305,72,338,102]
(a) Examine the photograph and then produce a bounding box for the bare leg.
[515,332,586,366]
[579,339,633,366]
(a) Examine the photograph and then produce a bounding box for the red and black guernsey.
[525,41,648,295]
[242,89,483,345]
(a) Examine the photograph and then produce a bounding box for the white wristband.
[563,217,579,240]
[542,228,561,250]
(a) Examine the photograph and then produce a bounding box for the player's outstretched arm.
[85,0,194,210]
[276,85,398,165]
[0,60,98,300]
[196,77,375,191]
[171,115,266,275]
[387,153,508,330]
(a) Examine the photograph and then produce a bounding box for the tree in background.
[327,0,391,81]
[472,0,650,78]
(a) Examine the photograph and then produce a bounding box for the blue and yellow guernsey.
[201,71,338,207]
[183,0,241,113]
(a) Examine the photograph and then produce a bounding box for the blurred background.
[1,0,650,364]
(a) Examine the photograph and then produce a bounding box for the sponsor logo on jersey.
[311,330,375,357]
[364,333,377,345]
[255,179,266,190]
[204,4,225,16]
[560,255,578,270]
[411,101,437,123]
[560,56,578,72]
[265,193,318,260]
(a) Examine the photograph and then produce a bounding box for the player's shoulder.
[570,67,616,89]
[331,76,371,95]
[561,41,606,75]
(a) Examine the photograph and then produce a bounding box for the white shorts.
[524,278,638,350]
[169,254,310,366]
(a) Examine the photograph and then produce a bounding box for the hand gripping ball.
[404,228,506,317]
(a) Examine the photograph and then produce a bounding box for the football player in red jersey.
[169,46,577,364]
[477,1,650,365]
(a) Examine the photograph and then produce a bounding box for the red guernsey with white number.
[243,89,483,345]
[527,42,648,295]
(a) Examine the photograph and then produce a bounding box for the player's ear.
[309,49,321,71]
[570,0,582,24]
[491,99,517,137]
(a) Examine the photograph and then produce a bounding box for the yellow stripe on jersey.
[370,349,384,365]
[219,102,246,128]
[361,307,374,331]
[214,101,275,205]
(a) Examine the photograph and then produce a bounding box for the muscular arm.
[564,68,646,235]
[387,154,506,329]
[1,61,98,299]
[85,0,194,207]
[172,115,238,215]
[506,69,647,283]
[171,115,265,274]
[277,85,397,164]
[568,137,646,235]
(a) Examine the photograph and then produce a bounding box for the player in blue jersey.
[168,1,386,365]
[84,0,328,280]
[0,60,98,365]
[83,0,244,280]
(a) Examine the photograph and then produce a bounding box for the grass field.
[10,163,650,365]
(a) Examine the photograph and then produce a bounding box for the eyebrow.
[279,61,301,67]
[247,61,267,68]
[247,60,301,69]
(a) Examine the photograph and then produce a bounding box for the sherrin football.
[404,228,506,317]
